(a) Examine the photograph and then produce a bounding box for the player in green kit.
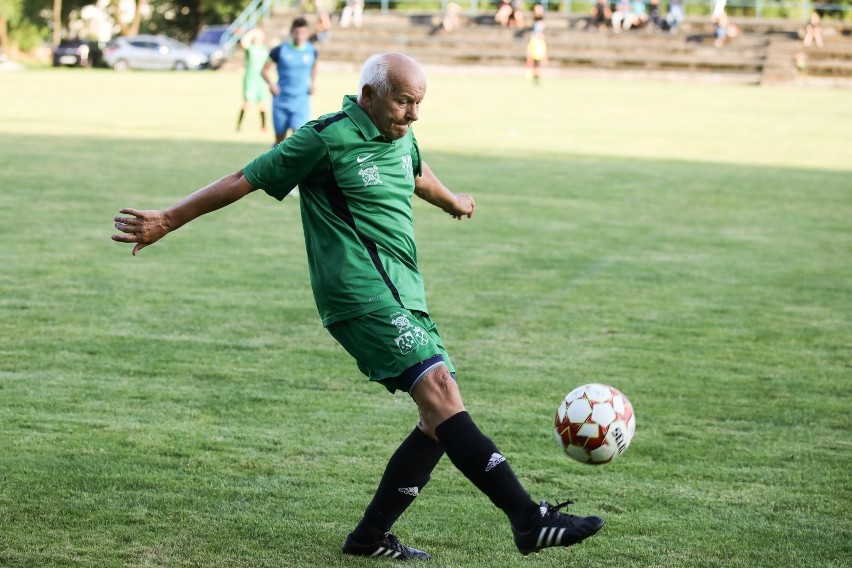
[236,28,270,132]
[112,52,604,560]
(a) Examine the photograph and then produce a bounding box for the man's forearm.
[165,170,256,231]
[414,161,457,212]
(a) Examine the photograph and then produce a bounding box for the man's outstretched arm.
[414,161,475,220]
[112,170,257,256]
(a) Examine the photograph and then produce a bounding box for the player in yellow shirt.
[526,5,548,84]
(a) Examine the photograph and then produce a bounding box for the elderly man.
[112,52,604,560]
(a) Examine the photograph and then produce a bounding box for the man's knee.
[414,365,459,400]
[412,366,465,436]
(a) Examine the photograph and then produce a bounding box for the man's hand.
[112,208,171,256]
[414,162,476,220]
[111,171,257,257]
[446,193,476,220]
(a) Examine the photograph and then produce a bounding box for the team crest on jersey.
[390,312,412,332]
[401,155,414,182]
[358,164,382,187]
[395,326,429,355]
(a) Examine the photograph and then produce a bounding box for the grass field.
[1,68,850,568]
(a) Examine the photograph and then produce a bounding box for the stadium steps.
[308,19,767,83]
[223,9,852,86]
[760,30,852,85]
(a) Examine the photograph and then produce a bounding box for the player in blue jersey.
[261,17,318,145]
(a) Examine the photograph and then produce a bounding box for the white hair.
[357,53,421,103]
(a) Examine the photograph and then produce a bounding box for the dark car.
[190,24,234,70]
[53,39,103,67]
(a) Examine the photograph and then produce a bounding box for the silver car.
[103,35,208,71]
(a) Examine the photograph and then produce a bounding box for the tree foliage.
[4,0,851,52]
[4,0,249,50]
[143,0,247,42]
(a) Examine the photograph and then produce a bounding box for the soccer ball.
[554,383,636,465]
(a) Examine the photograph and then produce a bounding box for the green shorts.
[243,79,269,103]
[326,307,455,394]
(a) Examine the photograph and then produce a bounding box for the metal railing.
[222,0,276,52]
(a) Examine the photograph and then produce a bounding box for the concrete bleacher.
[247,8,852,87]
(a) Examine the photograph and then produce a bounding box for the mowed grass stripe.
[1,69,850,567]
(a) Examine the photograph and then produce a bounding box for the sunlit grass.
[0,68,850,567]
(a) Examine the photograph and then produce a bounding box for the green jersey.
[242,43,269,102]
[243,95,425,327]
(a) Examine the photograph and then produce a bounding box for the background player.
[261,17,317,145]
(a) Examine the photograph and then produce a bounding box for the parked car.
[103,35,208,71]
[191,24,234,70]
[52,39,104,67]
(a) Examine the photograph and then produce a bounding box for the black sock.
[435,411,538,530]
[351,427,444,544]
[260,110,266,129]
[236,109,245,130]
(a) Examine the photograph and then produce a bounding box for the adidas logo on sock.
[398,486,419,497]
[485,452,506,472]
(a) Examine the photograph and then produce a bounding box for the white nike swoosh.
[356,154,375,163]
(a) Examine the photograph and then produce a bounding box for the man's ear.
[360,84,372,107]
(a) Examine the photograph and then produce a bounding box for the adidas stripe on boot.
[512,500,605,555]
[343,532,431,560]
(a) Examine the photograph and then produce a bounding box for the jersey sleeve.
[268,45,280,63]
[243,126,328,201]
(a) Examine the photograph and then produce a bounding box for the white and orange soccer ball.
[554,383,636,465]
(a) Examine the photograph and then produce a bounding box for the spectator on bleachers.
[313,0,332,41]
[665,0,685,34]
[495,0,513,26]
[512,0,526,28]
[711,8,739,48]
[444,2,462,33]
[648,0,664,31]
[340,0,364,28]
[631,0,649,28]
[803,11,824,48]
[612,0,647,32]
[714,10,728,47]
[611,0,633,32]
[431,2,461,35]
[495,0,525,29]
[590,0,612,31]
